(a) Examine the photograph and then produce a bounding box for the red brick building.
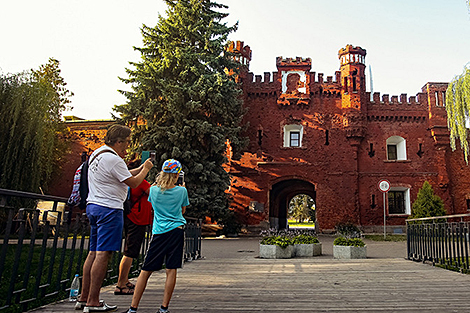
[226,41,470,233]
[52,43,470,234]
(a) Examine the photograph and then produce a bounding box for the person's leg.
[116,219,145,293]
[159,228,184,311]
[87,251,113,306]
[80,205,99,303]
[78,251,96,302]
[116,255,134,291]
[130,270,153,308]
[162,269,177,307]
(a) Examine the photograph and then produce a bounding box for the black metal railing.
[0,188,202,313]
[406,213,470,274]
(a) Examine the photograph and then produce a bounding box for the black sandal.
[114,285,134,295]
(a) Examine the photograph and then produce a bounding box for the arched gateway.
[269,179,315,229]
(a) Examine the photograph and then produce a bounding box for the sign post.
[378,179,391,239]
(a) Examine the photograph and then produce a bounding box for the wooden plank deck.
[30,236,470,313]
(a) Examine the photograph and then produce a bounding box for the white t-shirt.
[86,145,132,210]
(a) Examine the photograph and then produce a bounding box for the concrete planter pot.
[293,243,322,257]
[259,244,293,259]
[333,245,367,259]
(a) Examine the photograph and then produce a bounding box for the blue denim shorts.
[87,203,123,252]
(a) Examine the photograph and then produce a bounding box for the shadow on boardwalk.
[31,235,470,312]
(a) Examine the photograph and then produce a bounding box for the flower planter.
[259,244,293,259]
[333,245,367,259]
[293,243,322,257]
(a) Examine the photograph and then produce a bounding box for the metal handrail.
[0,188,68,203]
[406,213,470,223]
[406,214,470,274]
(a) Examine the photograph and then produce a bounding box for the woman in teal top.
[124,159,189,313]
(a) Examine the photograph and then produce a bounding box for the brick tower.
[339,45,367,144]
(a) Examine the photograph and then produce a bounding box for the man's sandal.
[114,285,134,295]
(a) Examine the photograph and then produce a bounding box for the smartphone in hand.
[176,171,184,185]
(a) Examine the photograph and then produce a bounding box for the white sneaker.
[75,300,104,310]
[83,302,117,312]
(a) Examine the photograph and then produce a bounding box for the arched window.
[284,125,303,147]
[386,136,407,160]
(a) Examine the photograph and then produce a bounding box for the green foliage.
[0,244,86,313]
[365,234,407,242]
[446,65,470,163]
[115,0,248,221]
[409,181,446,222]
[292,234,319,244]
[288,194,315,222]
[335,222,362,239]
[260,228,318,247]
[260,235,293,249]
[220,210,241,235]
[333,236,366,247]
[0,58,72,193]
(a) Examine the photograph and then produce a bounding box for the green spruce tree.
[115,0,247,221]
[410,181,446,221]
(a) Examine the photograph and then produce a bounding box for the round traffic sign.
[378,179,391,193]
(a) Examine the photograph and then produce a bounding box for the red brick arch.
[269,179,316,229]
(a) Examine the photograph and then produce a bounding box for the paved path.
[31,236,470,313]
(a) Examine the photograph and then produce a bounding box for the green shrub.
[292,234,319,244]
[333,236,365,247]
[260,235,293,248]
[335,222,362,238]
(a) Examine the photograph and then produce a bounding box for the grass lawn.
[365,234,407,242]
[288,220,315,228]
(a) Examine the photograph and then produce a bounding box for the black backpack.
[67,149,117,209]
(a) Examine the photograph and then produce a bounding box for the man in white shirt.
[76,125,153,313]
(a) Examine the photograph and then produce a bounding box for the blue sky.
[1,0,469,119]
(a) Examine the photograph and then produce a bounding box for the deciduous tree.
[0,58,72,193]
[445,0,470,163]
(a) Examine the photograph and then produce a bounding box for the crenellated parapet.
[368,92,427,108]
[227,40,252,68]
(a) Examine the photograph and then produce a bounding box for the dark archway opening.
[269,179,316,229]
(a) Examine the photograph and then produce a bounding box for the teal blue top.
[148,185,189,234]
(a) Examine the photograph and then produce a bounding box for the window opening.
[388,191,406,214]
[343,77,348,93]
[325,130,329,145]
[387,144,397,160]
[435,91,440,106]
[257,130,263,147]
[352,77,357,92]
[368,143,375,157]
[371,194,376,208]
[290,131,300,147]
[386,136,407,160]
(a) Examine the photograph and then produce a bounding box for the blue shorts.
[87,203,123,252]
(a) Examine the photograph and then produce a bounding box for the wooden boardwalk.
[30,236,470,313]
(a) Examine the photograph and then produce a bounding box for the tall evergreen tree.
[115,0,247,220]
[0,58,72,193]
[409,181,446,221]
